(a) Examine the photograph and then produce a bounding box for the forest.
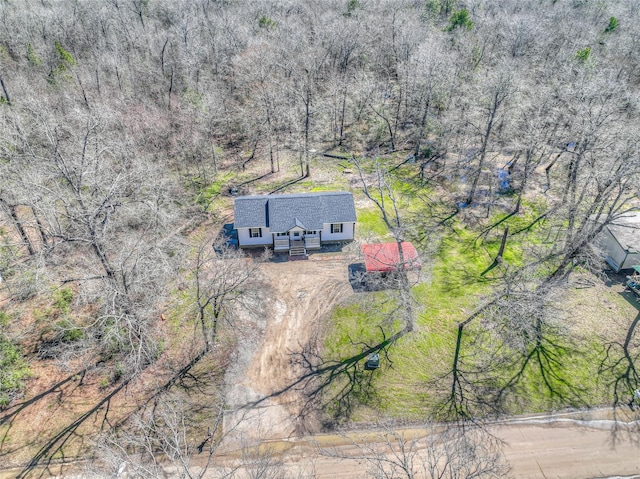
[1,0,639,477]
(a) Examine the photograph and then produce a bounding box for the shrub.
[0,335,30,406]
[604,16,618,33]
[344,0,361,16]
[446,8,473,32]
[26,43,42,66]
[258,16,277,30]
[48,41,76,84]
[53,287,73,314]
[56,319,84,342]
[576,47,591,63]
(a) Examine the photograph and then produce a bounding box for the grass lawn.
[321,171,635,421]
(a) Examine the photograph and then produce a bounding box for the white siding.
[289,226,304,240]
[597,228,633,272]
[321,222,355,242]
[597,229,624,271]
[621,252,640,270]
[238,227,272,247]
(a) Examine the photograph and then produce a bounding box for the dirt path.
[224,254,354,440]
[292,416,640,479]
[2,410,638,478]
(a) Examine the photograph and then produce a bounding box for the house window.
[293,231,301,237]
[250,228,262,238]
[305,230,317,235]
[276,232,288,236]
[331,223,343,234]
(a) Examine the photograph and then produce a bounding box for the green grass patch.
[390,171,423,199]
[52,286,73,314]
[196,173,238,212]
[0,314,30,406]
[201,174,233,198]
[321,205,622,421]
[485,197,550,243]
[309,182,350,192]
[322,220,497,419]
[326,294,402,358]
[288,179,350,193]
[482,331,609,414]
[322,293,405,418]
[357,209,391,239]
[432,228,491,296]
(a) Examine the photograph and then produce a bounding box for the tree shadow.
[432,295,588,423]
[0,364,97,462]
[599,312,640,409]
[619,289,640,312]
[268,175,306,194]
[242,326,409,426]
[7,347,219,478]
[15,376,133,479]
[597,309,640,446]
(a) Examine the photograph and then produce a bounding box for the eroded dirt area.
[223,252,356,440]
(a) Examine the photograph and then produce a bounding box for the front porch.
[273,233,321,255]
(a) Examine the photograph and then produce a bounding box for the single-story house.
[361,242,421,273]
[595,213,640,272]
[233,191,357,255]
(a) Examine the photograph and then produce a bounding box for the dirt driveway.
[224,252,355,439]
[282,413,640,479]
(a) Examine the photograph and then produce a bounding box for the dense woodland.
[1,0,640,476]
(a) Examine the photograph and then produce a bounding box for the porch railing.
[274,238,290,251]
[305,235,321,249]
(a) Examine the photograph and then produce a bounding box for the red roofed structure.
[361,242,421,273]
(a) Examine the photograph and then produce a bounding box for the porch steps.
[289,245,307,256]
[289,239,306,257]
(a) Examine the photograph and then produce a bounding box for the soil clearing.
[223,251,356,440]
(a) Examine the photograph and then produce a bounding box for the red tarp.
[361,242,421,273]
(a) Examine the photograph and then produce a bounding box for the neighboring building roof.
[361,242,421,273]
[234,191,357,232]
[606,213,640,253]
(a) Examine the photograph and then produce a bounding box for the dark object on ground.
[626,266,640,296]
[214,223,238,254]
[365,353,380,370]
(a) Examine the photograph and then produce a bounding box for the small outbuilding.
[361,242,421,273]
[596,213,640,272]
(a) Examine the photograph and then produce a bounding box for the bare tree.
[91,391,316,479]
[352,156,420,332]
[91,393,228,479]
[192,238,266,352]
[464,72,515,206]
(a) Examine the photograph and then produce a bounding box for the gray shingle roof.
[234,192,356,232]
